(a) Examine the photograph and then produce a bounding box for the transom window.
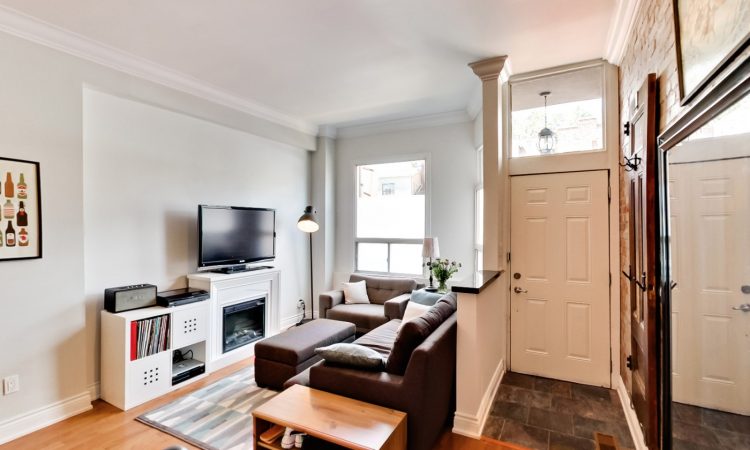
[511,65,604,157]
[355,160,426,275]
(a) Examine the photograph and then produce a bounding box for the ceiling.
[0,0,619,132]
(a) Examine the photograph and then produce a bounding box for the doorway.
[509,170,611,387]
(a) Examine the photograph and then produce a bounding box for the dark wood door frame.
[623,73,659,448]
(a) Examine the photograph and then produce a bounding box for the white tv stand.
[99,267,280,411]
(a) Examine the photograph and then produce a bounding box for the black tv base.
[212,265,274,274]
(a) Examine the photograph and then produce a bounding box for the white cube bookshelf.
[100,301,210,410]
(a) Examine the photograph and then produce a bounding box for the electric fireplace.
[222,297,265,353]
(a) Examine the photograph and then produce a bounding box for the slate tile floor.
[672,402,750,450]
[483,372,635,450]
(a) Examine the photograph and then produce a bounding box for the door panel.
[510,170,610,386]
[669,156,750,414]
[623,74,658,447]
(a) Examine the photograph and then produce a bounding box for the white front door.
[669,152,750,415]
[510,170,610,386]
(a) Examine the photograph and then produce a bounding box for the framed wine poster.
[0,157,41,261]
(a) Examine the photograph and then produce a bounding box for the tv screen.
[198,205,276,269]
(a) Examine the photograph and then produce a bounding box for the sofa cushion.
[410,289,443,306]
[349,274,417,305]
[342,280,370,304]
[399,300,431,330]
[254,318,355,365]
[315,343,385,370]
[385,296,457,375]
[326,303,389,333]
[435,292,458,311]
[354,319,400,357]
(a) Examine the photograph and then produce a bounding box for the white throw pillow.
[399,300,431,330]
[342,280,370,304]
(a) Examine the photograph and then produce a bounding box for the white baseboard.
[453,358,506,438]
[88,382,100,401]
[0,390,92,445]
[614,375,647,450]
[279,312,305,330]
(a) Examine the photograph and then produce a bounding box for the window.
[475,147,483,271]
[355,160,426,274]
[475,186,484,271]
[511,66,603,157]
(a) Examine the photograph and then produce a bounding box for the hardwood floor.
[1,360,521,450]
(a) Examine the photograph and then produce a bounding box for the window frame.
[353,154,431,276]
[509,63,605,159]
[474,146,484,271]
[507,60,614,176]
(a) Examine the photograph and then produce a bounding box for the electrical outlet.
[3,375,19,395]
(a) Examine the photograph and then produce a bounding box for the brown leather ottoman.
[254,319,356,390]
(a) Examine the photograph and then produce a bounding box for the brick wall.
[617,0,684,392]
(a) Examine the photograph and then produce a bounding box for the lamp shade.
[422,237,440,258]
[297,206,319,233]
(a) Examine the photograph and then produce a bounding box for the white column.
[469,56,507,271]
[312,128,336,316]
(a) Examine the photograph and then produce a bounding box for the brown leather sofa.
[319,274,422,334]
[305,293,457,450]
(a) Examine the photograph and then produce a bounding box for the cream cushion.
[342,280,370,304]
[399,300,430,330]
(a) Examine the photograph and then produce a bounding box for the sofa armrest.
[309,363,408,412]
[384,293,411,320]
[318,290,344,319]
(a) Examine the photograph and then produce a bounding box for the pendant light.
[538,91,557,154]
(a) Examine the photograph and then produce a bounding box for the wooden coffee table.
[252,384,407,450]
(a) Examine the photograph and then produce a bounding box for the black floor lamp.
[297,206,319,325]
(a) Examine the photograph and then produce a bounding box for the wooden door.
[510,170,610,386]
[669,145,750,415]
[623,74,658,446]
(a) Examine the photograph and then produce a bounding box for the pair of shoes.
[280,428,306,449]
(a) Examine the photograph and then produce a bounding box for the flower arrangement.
[426,258,462,292]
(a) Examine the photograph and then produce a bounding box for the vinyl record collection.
[130,314,170,361]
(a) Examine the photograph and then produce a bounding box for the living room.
[2,1,750,450]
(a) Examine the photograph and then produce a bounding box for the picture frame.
[673,0,750,105]
[0,157,42,261]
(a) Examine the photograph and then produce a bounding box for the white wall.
[0,30,312,440]
[83,89,310,382]
[334,122,477,283]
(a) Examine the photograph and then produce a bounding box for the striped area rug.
[136,366,277,450]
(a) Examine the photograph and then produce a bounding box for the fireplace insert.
[222,297,265,353]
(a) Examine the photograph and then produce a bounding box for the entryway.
[483,371,634,449]
[509,170,611,387]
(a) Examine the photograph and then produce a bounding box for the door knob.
[732,303,750,312]
[513,286,527,294]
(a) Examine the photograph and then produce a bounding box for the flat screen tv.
[198,205,276,271]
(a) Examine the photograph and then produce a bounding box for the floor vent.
[594,432,619,450]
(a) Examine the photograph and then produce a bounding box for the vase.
[437,279,448,293]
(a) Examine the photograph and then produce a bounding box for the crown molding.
[605,0,642,65]
[336,110,471,139]
[466,58,511,120]
[0,5,318,136]
[317,125,337,139]
[468,55,509,81]
[466,85,483,120]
